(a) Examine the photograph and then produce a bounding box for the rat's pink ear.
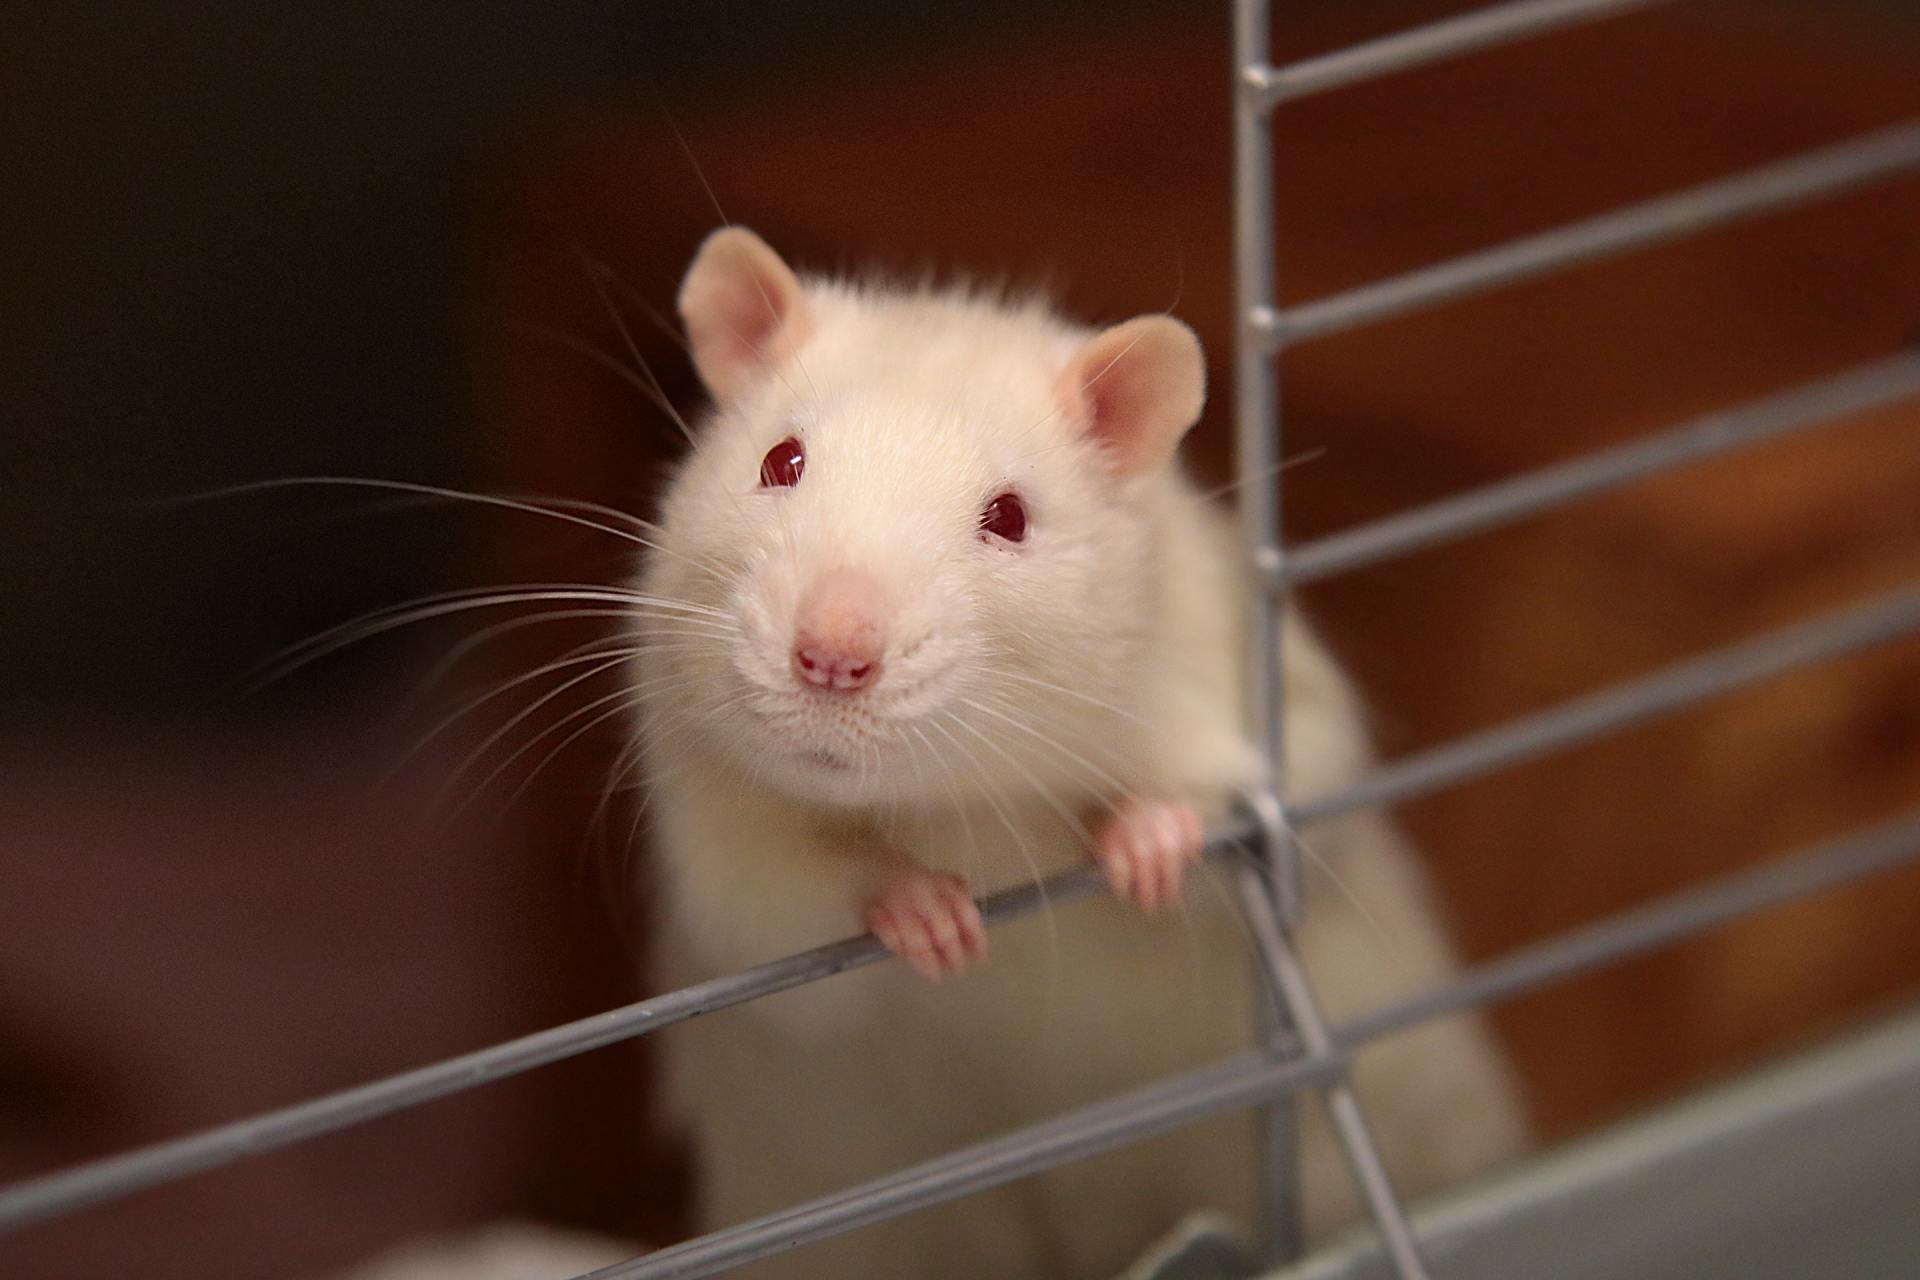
[678,227,810,402]
[1058,316,1206,477]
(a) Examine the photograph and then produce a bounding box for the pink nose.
[791,640,881,692]
[791,567,887,694]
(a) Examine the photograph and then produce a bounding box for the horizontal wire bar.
[12,578,1918,1233]
[0,820,1253,1233]
[1283,352,1920,586]
[1268,119,1920,347]
[589,1052,1345,1280]
[1342,806,1920,1046]
[1293,582,1920,828]
[11,596,1918,1238]
[576,803,1920,1280]
[1256,0,1671,107]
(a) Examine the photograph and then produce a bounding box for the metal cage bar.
[1267,120,1920,348]
[3,6,1919,1280]
[1294,582,1920,829]
[1282,352,1920,587]
[1231,0,1313,1263]
[574,805,1920,1280]
[1239,0,1441,1268]
[588,1052,1343,1280]
[1341,808,1920,1047]
[1235,862,1432,1279]
[0,825,1242,1234]
[15,575,1902,1248]
[1255,0,1671,107]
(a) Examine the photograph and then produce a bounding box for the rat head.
[639,228,1206,809]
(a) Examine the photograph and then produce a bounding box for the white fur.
[634,241,1527,1279]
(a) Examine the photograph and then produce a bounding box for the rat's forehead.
[800,391,984,474]
[799,295,1073,401]
[793,384,1076,480]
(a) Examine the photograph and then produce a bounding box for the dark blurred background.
[4,2,1920,1277]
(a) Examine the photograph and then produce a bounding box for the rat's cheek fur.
[726,570,797,697]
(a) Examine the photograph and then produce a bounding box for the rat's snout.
[791,566,888,694]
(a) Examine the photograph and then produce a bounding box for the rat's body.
[636,230,1525,1279]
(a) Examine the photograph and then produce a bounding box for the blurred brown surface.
[490,0,1920,1190]
[0,730,683,1280]
[0,740,519,1279]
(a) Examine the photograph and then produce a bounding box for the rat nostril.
[792,645,825,687]
[791,641,882,693]
[836,659,880,691]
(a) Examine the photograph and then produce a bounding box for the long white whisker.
[960,695,1130,797]
[995,669,1153,728]
[590,722,656,842]
[1294,824,1413,968]
[508,318,691,443]
[571,252,700,447]
[169,476,666,554]
[587,257,692,354]
[387,643,648,781]
[1007,312,1160,451]
[944,705,1094,845]
[404,608,651,701]
[434,654,652,812]
[191,473,746,600]
[447,678,702,823]
[659,115,821,409]
[504,669,697,809]
[252,587,732,687]
[980,689,1141,786]
[620,687,759,857]
[910,722,981,887]
[927,711,1060,979]
[1190,446,1330,503]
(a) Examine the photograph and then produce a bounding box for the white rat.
[635,229,1526,1279]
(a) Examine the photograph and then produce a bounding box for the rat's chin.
[748,710,912,803]
[730,679,955,806]
[760,745,900,807]
[799,746,853,772]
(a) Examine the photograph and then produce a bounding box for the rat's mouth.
[745,704,872,774]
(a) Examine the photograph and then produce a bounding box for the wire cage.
[5,1,1920,1277]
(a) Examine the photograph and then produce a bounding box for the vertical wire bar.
[1236,862,1436,1280]
[1232,0,1305,1262]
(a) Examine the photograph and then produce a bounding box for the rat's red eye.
[979,491,1028,544]
[759,437,805,488]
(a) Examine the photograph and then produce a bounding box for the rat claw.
[948,889,990,958]
[864,870,986,981]
[1100,829,1136,900]
[1094,799,1204,913]
[1180,807,1205,858]
[868,905,898,949]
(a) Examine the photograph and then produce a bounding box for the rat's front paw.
[1094,799,1205,912]
[863,871,987,982]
